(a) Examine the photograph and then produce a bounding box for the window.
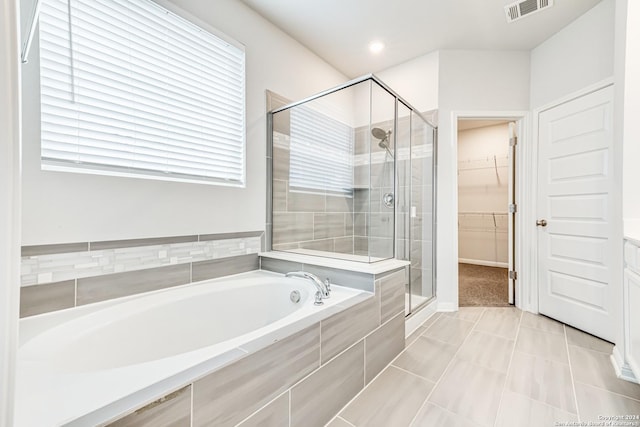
[289,106,354,195]
[39,0,245,185]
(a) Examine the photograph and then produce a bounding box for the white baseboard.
[437,301,457,312]
[405,299,438,338]
[611,346,640,384]
[458,258,509,268]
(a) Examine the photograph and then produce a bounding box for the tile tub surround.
[17,270,369,426]
[331,308,640,427]
[105,268,407,427]
[19,231,263,317]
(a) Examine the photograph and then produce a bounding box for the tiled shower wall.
[271,122,395,258]
[272,131,356,254]
[353,121,395,258]
[19,231,263,317]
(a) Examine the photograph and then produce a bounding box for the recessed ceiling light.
[369,41,384,54]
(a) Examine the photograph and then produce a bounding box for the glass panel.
[272,80,397,262]
[367,81,396,261]
[268,73,437,295]
[410,111,435,310]
[396,102,412,314]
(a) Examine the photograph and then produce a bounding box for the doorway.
[457,119,516,307]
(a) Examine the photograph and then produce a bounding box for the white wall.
[457,124,510,211]
[373,49,530,309]
[530,0,615,109]
[619,0,640,240]
[529,0,625,359]
[614,0,640,381]
[20,0,347,245]
[1,0,21,424]
[458,123,510,266]
[437,49,530,309]
[375,51,439,113]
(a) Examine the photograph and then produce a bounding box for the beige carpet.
[458,263,510,307]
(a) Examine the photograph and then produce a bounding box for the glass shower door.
[409,111,435,311]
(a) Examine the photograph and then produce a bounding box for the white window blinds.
[38,0,245,185]
[289,106,354,195]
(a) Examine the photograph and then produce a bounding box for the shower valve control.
[383,192,394,208]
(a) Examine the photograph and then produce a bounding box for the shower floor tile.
[328,307,640,427]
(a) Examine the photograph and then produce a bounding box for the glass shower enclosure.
[267,75,436,315]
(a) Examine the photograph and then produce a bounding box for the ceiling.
[240,0,602,78]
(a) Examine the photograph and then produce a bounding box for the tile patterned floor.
[327,307,640,427]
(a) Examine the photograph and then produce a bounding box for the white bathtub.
[16,270,369,426]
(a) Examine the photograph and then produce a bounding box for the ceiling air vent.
[504,0,554,23]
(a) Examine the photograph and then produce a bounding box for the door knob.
[536,219,547,227]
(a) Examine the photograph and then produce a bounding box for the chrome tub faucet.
[285,271,331,305]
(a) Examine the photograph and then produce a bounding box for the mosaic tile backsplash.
[22,235,262,286]
[19,232,264,317]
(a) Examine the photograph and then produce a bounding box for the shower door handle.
[536,219,547,227]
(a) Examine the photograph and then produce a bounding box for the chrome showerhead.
[371,127,393,157]
[371,127,389,141]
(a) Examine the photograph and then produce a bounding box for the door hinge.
[509,136,518,147]
[508,203,517,213]
[509,271,518,280]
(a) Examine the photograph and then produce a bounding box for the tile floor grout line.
[454,351,516,377]
[407,308,487,427]
[564,324,582,422]
[336,415,356,427]
[410,315,478,349]
[428,400,484,425]
[333,310,443,427]
[325,339,401,426]
[518,322,565,336]
[567,344,615,356]
[423,312,442,330]
[466,326,519,342]
[491,308,524,427]
[387,313,441,367]
[506,387,582,415]
[471,308,522,341]
[407,312,441,342]
[573,379,640,404]
[389,364,434,383]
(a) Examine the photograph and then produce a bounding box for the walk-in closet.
[457,120,513,306]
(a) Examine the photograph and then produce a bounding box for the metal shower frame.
[265,73,438,311]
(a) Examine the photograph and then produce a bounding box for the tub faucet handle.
[324,278,331,294]
[314,291,324,306]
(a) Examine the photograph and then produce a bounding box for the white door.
[537,85,615,342]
